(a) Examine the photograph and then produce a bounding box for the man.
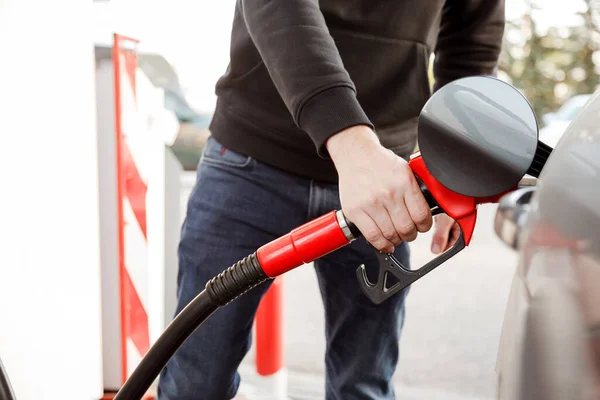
[158,1,505,399]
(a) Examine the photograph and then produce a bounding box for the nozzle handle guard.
[345,152,503,305]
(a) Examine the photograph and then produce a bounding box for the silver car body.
[495,88,600,399]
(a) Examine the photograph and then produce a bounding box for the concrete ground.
[180,173,519,400]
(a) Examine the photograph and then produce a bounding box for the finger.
[351,209,395,253]
[431,218,453,254]
[448,223,461,248]
[440,222,459,252]
[403,176,433,233]
[364,206,400,251]
[384,194,417,242]
[384,208,406,246]
[440,220,461,252]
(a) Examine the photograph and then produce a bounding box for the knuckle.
[369,236,387,250]
[380,187,396,201]
[398,172,412,188]
[374,244,388,252]
[398,222,416,238]
[363,228,380,242]
[382,228,397,241]
[376,239,392,252]
[413,208,431,225]
[404,230,418,242]
[416,225,429,234]
[418,221,433,233]
[365,194,380,207]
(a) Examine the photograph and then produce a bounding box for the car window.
[554,96,591,121]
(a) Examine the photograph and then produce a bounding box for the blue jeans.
[157,136,411,400]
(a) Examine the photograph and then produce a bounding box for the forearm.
[239,0,373,157]
[432,0,505,92]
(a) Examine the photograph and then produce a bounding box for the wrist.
[326,125,380,163]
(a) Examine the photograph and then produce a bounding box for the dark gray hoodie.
[209,0,505,182]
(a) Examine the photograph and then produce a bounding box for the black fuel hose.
[113,253,269,400]
[113,201,437,399]
[0,358,16,400]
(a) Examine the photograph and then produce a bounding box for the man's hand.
[326,125,433,253]
[431,214,460,254]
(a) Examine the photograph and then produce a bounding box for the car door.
[494,88,600,399]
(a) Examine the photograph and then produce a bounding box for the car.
[163,90,212,171]
[136,52,213,171]
[538,94,592,148]
[494,89,600,398]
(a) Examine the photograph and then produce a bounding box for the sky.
[94,0,589,113]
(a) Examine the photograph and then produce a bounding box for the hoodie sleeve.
[239,0,374,158]
[432,0,506,92]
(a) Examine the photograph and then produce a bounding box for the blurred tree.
[569,0,600,95]
[498,0,600,124]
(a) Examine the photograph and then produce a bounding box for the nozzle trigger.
[356,232,466,305]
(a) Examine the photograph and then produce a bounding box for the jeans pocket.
[200,136,253,169]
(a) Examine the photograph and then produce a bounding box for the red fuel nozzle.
[257,210,355,278]
[251,151,481,304]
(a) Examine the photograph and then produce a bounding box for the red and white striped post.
[254,276,288,398]
[102,33,154,400]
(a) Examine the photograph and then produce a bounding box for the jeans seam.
[201,155,253,169]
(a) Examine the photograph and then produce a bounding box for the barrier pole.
[110,33,153,399]
[112,31,129,387]
[255,276,287,398]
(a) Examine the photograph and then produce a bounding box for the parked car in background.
[494,88,600,399]
[163,90,212,171]
[137,52,212,171]
[539,94,591,148]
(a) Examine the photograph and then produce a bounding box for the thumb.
[431,223,451,254]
